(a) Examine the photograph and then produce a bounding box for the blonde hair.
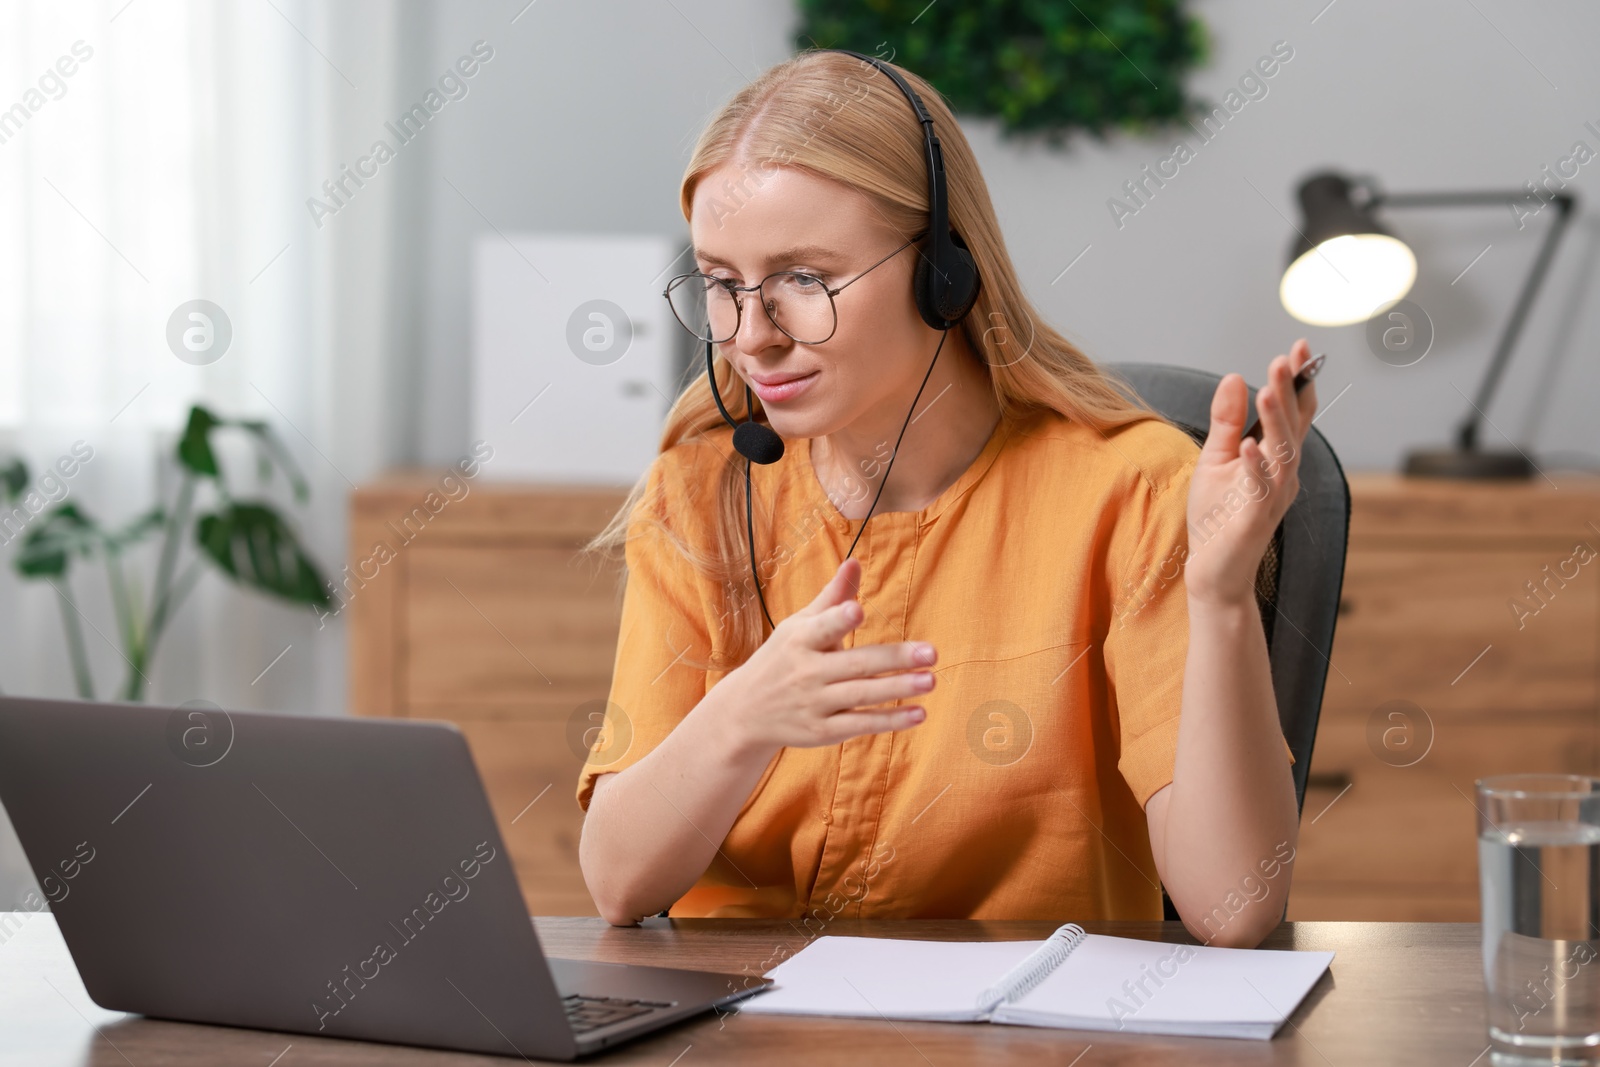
[581,48,1160,671]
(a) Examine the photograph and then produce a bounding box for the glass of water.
[1477,774,1600,1065]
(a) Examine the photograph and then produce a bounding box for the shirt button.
[821,811,832,825]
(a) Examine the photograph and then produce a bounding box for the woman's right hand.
[712,558,937,757]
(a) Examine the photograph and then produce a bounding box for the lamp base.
[1402,446,1534,480]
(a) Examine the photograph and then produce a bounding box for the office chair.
[1105,362,1351,923]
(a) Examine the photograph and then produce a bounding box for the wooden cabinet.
[348,477,629,917]
[1287,474,1600,921]
[349,472,1600,920]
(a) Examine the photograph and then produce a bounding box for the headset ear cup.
[914,234,982,330]
[943,243,981,323]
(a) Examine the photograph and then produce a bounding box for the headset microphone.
[705,336,786,465]
[702,49,982,635]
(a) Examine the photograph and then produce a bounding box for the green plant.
[795,0,1210,145]
[0,456,24,504]
[13,406,332,702]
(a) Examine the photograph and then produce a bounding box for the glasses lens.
[666,274,738,343]
[764,272,836,344]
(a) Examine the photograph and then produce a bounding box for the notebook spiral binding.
[974,923,1088,1014]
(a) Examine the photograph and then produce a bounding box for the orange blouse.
[576,405,1287,921]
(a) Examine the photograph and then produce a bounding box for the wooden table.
[0,914,1496,1065]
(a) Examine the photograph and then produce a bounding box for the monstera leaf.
[14,504,102,578]
[14,504,165,579]
[176,406,224,479]
[0,457,26,501]
[195,502,331,607]
[176,405,310,502]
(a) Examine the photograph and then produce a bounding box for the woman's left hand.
[1183,338,1319,609]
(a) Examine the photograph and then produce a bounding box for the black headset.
[704,48,983,634]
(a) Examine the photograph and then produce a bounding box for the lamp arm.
[1367,189,1578,451]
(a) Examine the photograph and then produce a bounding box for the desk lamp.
[1279,170,1576,479]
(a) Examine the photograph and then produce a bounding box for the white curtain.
[0,0,426,905]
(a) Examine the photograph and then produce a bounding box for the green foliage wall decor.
[795,0,1210,145]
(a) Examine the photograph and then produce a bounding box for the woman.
[576,50,1316,949]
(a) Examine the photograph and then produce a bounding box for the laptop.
[0,695,771,1059]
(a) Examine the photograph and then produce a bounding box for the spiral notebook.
[736,924,1334,1040]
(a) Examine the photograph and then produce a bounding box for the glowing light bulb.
[1280,234,1417,326]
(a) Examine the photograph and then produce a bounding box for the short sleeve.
[575,454,714,813]
[1102,452,1194,809]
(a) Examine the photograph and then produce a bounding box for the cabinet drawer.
[404,546,624,708]
[1325,548,1599,721]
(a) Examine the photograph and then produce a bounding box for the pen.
[1243,351,1326,442]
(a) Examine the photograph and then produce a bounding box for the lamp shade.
[1280,171,1417,326]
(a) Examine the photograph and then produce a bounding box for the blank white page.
[1001,934,1334,1031]
[736,935,1048,1021]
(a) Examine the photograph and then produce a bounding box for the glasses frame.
[665,230,927,346]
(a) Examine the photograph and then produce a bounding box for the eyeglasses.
[664,231,925,346]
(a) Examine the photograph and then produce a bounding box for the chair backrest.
[1104,362,1351,814]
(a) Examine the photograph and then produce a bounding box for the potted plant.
[12,406,332,702]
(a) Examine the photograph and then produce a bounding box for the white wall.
[407,0,1600,474]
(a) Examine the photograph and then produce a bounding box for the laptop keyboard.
[563,993,675,1033]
